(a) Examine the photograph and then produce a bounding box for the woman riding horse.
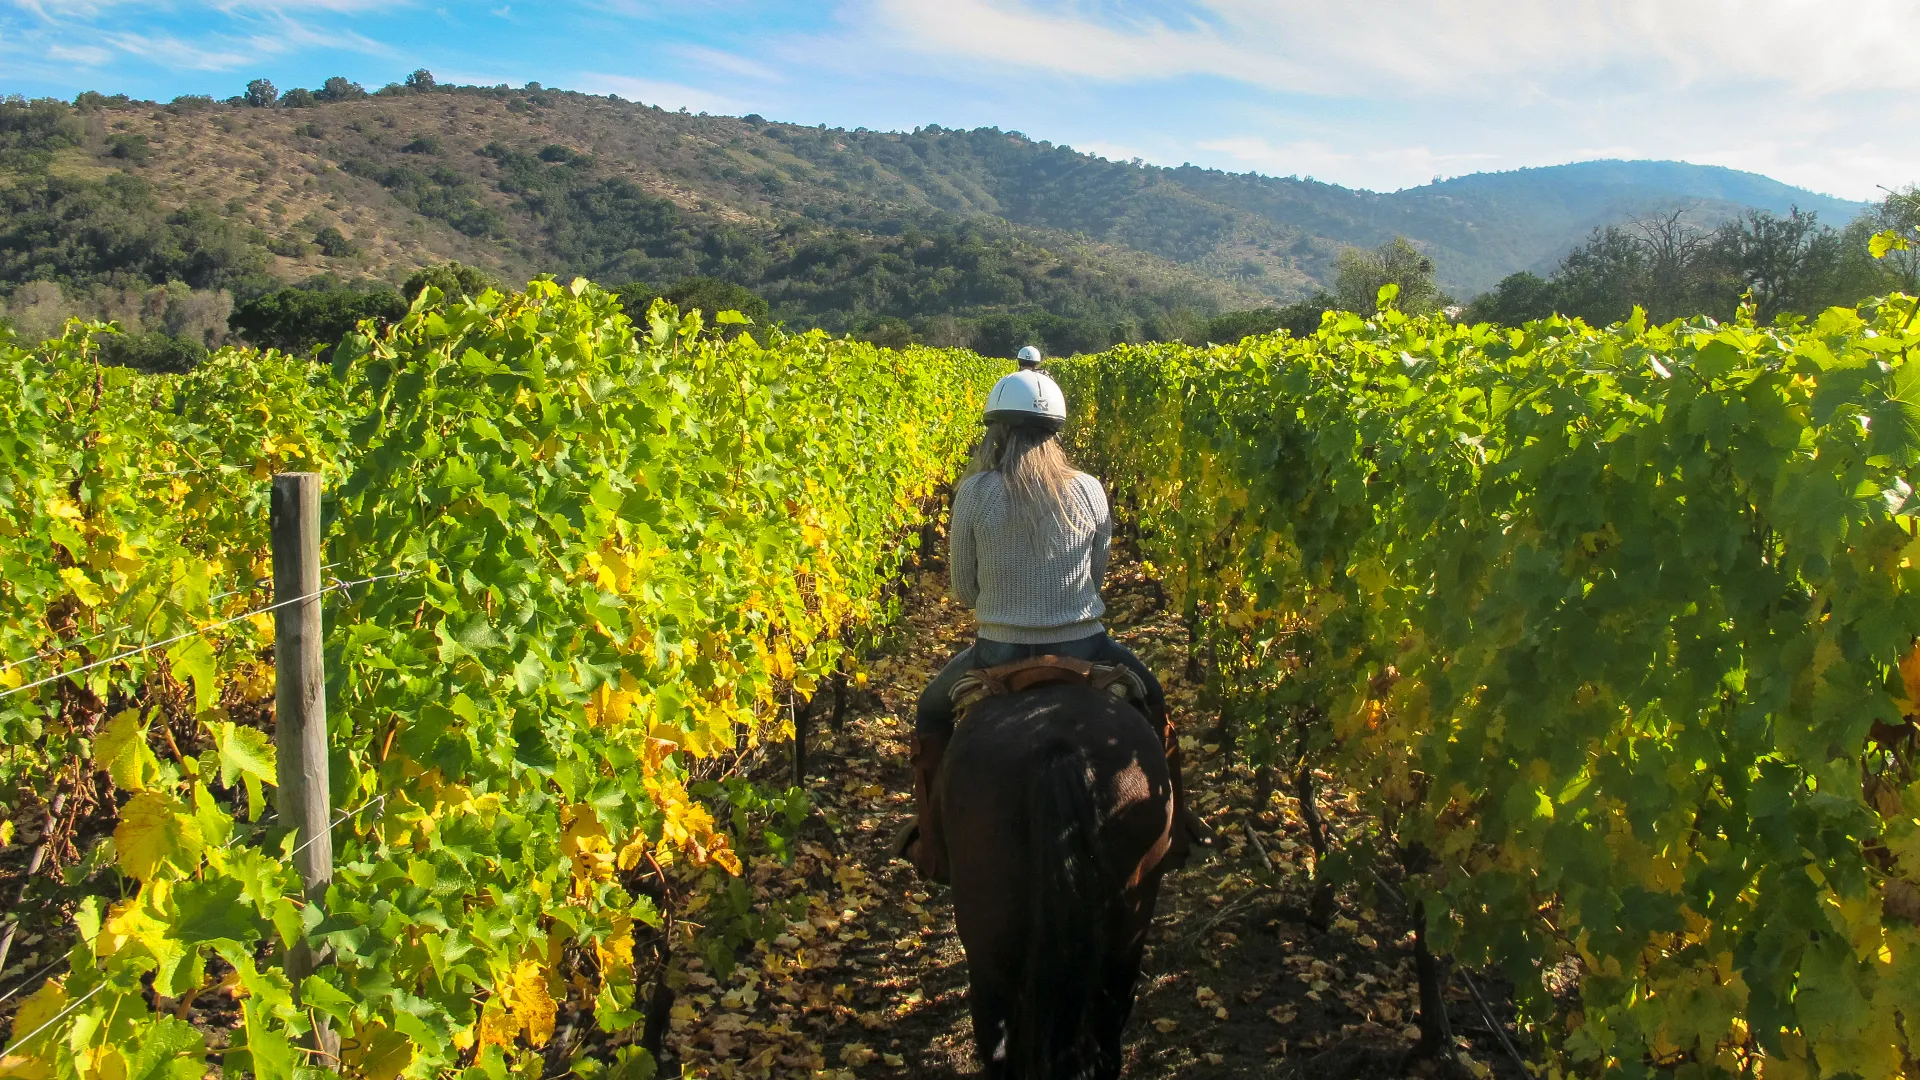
[895,348,1204,883]
[888,351,1208,1076]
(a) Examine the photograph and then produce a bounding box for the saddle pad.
[949,654,1149,720]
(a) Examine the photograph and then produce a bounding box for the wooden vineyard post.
[272,473,338,1059]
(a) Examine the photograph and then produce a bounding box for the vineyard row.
[0,283,999,1077]
[1055,291,1920,1079]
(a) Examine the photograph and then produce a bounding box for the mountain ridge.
[0,81,1885,352]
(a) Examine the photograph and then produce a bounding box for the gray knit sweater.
[949,469,1112,644]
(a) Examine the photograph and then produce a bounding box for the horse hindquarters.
[1015,743,1123,1080]
[946,689,1171,1080]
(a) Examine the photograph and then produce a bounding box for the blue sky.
[2,1,1912,202]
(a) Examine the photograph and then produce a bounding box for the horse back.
[938,684,1174,1078]
[939,684,1173,902]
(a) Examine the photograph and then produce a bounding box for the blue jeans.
[914,632,1165,739]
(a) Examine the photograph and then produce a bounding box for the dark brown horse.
[938,683,1175,1079]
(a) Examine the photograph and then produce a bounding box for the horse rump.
[1015,741,1121,1079]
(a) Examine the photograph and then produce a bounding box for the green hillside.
[0,79,1884,355]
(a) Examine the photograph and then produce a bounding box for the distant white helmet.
[985,369,1067,431]
[1015,344,1043,369]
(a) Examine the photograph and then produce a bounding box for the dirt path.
[663,552,1531,1080]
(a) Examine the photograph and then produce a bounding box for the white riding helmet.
[985,368,1067,432]
[1016,344,1043,369]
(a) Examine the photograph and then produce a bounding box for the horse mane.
[1015,739,1121,1079]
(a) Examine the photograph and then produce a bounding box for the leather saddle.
[950,654,1150,719]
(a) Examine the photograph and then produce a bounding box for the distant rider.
[894,346,1205,882]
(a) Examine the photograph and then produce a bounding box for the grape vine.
[0,281,997,1077]
[1055,292,1920,1078]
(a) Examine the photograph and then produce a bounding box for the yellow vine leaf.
[58,566,104,607]
[560,804,616,895]
[616,832,649,872]
[476,960,558,1051]
[93,708,158,792]
[585,673,639,728]
[476,1000,517,1052]
[114,790,205,881]
[0,979,66,1078]
[595,915,635,994]
[512,960,557,1048]
[97,889,167,960]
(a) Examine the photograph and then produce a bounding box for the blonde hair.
[967,422,1092,540]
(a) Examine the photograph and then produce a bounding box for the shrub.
[105,133,150,164]
[313,226,359,258]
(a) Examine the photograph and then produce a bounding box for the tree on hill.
[1462,272,1555,328]
[1194,294,1339,343]
[228,283,406,355]
[1465,195,1907,327]
[1335,237,1446,315]
[243,79,277,108]
[619,276,770,330]
[99,330,206,374]
[403,261,501,301]
[318,77,366,103]
[1198,308,1283,343]
[1850,184,1920,294]
[405,69,436,91]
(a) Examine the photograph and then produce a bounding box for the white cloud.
[573,72,745,114]
[1199,136,1503,191]
[97,31,255,70]
[6,0,402,76]
[831,0,1918,199]
[239,15,399,59]
[12,0,397,13]
[46,40,108,64]
[862,0,1920,98]
[210,0,400,10]
[673,43,781,82]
